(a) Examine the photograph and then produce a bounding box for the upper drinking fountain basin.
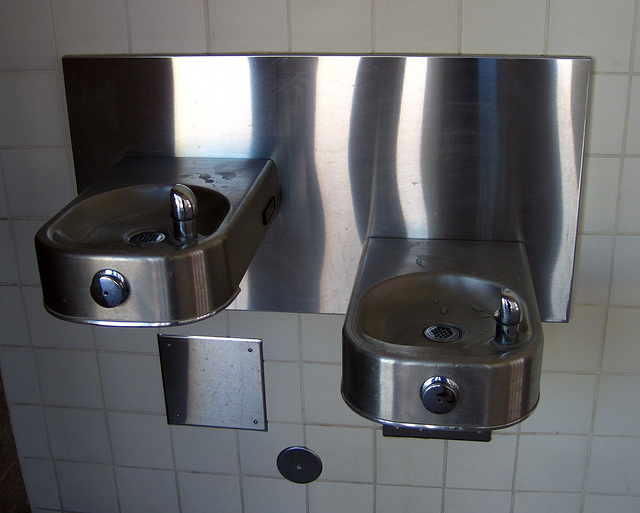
[35,157,278,326]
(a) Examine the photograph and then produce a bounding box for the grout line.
[203,0,212,53]
[372,426,377,512]
[511,424,521,511]
[286,0,293,53]
[371,0,376,54]
[123,0,133,53]
[543,0,551,55]
[457,0,463,54]
[236,430,246,513]
[295,314,311,512]
[440,440,448,513]
[167,426,183,513]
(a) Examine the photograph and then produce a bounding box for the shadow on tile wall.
[0,369,30,513]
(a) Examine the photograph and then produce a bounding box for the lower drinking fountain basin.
[341,238,543,432]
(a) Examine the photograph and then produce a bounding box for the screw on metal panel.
[248,348,253,352]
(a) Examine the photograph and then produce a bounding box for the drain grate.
[424,324,462,342]
[128,231,166,245]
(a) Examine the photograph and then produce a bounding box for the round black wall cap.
[277,446,323,484]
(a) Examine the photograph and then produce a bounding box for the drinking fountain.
[35,157,278,326]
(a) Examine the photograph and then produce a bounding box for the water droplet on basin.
[470,304,483,312]
[440,306,448,315]
[433,300,440,305]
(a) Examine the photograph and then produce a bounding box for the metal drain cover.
[424,324,462,342]
[128,231,166,245]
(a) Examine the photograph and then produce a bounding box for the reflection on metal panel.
[63,55,591,321]
[158,334,266,430]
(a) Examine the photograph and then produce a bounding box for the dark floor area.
[0,369,30,513]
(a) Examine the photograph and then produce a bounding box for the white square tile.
[548,0,635,72]
[45,407,110,463]
[94,326,159,353]
[34,348,102,408]
[108,412,174,469]
[51,0,129,55]
[303,363,371,427]
[446,435,517,490]
[376,430,444,487]
[0,221,19,284]
[9,405,49,459]
[228,310,299,361]
[129,0,207,53]
[583,494,640,513]
[586,75,628,155]
[242,477,306,513]
[20,458,61,510]
[520,373,596,434]
[571,235,613,305]
[578,157,620,233]
[602,308,640,372]
[617,158,640,232]
[611,236,640,305]
[115,467,179,513]
[375,0,458,53]
[290,0,372,53]
[305,425,374,483]
[56,461,118,513]
[1,149,74,218]
[0,347,41,404]
[0,73,64,146]
[178,473,242,513]
[301,313,343,363]
[541,306,605,372]
[594,375,640,436]
[172,424,238,473]
[208,0,289,53]
[444,489,511,513]
[238,423,304,477]
[626,79,640,154]
[513,492,582,513]
[98,353,166,413]
[516,435,589,492]
[0,0,55,71]
[12,219,45,285]
[308,482,374,513]
[0,286,29,346]
[461,0,546,54]
[23,287,94,349]
[587,436,640,493]
[376,485,442,513]
[264,361,302,422]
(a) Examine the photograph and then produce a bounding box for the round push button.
[90,270,129,308]
[421,376,459,414]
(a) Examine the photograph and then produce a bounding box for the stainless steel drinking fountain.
[37,55,590,437]
[342,239,543,438]
[35,157,278,326]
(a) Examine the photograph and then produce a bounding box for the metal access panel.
[158,334,267,430]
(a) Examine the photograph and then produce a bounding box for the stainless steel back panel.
[63,55,591,321]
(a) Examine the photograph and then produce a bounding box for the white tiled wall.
[1,1,639,512]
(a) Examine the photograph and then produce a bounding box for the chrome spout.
[495,289,521,345]
[170,184,198,242]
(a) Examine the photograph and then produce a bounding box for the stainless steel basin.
[35,157,278,326]
[342,238,543,432]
